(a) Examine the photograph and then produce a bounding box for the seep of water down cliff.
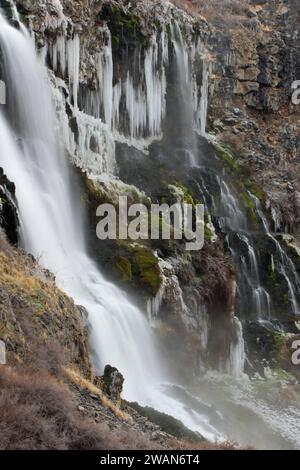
[1,0,300,449]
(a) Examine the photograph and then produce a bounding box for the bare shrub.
[172,0,254,31]
[0,232,14,257]
[26,340,68,378]
[0,367,160,450]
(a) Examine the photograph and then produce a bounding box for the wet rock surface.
[95,365,124,405]
[207,0,300,236]
[0,168,19,244]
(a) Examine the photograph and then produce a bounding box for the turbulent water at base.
[1,8,300,449]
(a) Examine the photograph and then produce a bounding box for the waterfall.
[219,179,273,320]
[199,61,210,136]
[251,194,300,314]
[226,317,245,378]
[195,58,210,136]
[0,10,224,442]
[170,21,198,167]
[220,180,247,230]
[0,12,161,402]
[66,34,80,110]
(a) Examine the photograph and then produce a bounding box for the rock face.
[0,168,18,244]
[206,0,300,235]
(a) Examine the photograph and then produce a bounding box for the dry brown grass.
[0,366,160,450]
[0,231,91,375]
[64,367,133,422]
[0,367,106,450]
[0,232,14,256]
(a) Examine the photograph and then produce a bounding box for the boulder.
[95,365,124,404]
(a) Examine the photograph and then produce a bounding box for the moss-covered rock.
[97,3,146,51]
[114,255,132,283]
[134,247,161,296]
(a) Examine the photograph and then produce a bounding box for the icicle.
[198,305,209,350]
[161,29,169,66]
[199,60,210,136]
[51,32,80,110]
[144,39,167,136]
[147,280,166,325]
[52,35,67,76]
[51,74,115,176]
[96,33,113,128]
[125,73,147,138]
[112,81,122,130]
[67,34,80,110]
[76,110,116,175]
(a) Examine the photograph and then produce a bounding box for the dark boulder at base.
[94,364,124,404]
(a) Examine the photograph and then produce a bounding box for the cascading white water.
[171,21,198,167]
[220,180,247,230]
[0,12,160,402]
[226,317,245,378]
[251,193,300,314]
[220,180,273,320]
[194,56,210,137]
[0,10,224,442]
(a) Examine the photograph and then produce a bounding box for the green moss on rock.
[134,248,162,296]
[98,4,146,50]
[115,256,132,283]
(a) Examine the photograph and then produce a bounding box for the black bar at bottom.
[0,450,295,467]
